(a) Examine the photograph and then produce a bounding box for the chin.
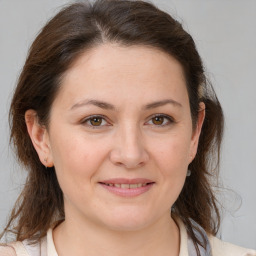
[99,209,155,232]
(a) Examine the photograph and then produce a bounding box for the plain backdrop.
[0,0,255,249]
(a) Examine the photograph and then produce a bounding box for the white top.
[1,218,255,256]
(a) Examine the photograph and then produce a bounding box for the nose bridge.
[122,123,142,155]
[110,121,148,168]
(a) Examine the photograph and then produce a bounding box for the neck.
[53,213,180,256]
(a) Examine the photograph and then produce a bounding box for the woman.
[0,0,255,255]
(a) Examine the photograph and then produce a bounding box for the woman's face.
[39,44,204,231]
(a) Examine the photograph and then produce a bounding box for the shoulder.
[0,240,30,256]
[209,236,256,256]
[0,245,17,256]
[0,231,49,256]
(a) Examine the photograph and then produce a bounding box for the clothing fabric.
[1,218,255,256]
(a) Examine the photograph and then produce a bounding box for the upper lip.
[99,178,154,184]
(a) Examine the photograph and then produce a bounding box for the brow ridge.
[143,99,182,110]
[70,98,182,111]
[70,99,115,110]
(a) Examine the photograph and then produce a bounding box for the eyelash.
[81,115,110,129]
[146,114,175,127]
[81,114,175,129]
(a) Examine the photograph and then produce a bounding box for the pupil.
[90,117,102,126]
[153,116,163,125]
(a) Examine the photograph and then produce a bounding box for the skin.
[25,44,205,256]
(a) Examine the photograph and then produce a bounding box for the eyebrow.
[70,98,182,111]
[143,99,182,110]
[70,99,116,111]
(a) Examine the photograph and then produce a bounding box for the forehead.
[56,44,188,108]
[65,44,185,81]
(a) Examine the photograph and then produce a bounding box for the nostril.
[116,162,123,166]
[109,146,149,169]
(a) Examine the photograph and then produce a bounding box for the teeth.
[129,184,139,189]
[105,183,149,188]
[121,184,130,189]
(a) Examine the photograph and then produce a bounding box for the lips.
[98,178,155,197]
[102,183,148,189]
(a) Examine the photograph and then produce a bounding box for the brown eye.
[152,116,164,125]
[82,115,109,128]
[146,114,174,127]
[89,117,103,126]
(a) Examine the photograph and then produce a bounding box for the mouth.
[98,178,155,197]
[99,182,154,189]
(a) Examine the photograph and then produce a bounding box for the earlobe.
[25,110,54,167]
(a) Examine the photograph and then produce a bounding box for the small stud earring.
[43,158,48,168]
[187,169,191,177]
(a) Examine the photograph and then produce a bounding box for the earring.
[43,157,48,168]
[186,169,191,177]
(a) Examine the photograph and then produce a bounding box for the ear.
[189,102,205,163]
[25,110,54,167]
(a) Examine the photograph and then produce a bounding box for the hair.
[1,0,224,255]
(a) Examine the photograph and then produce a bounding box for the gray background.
[0,0,255,249]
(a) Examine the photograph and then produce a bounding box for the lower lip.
[99,183,154,197]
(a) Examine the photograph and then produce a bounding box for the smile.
[101,183,151,189]
[99,179,155,197]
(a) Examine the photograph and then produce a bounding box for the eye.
[146,114,174,126]
[82,115,109,128]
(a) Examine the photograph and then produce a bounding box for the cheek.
[49,129,110,186]
[152,134,192,171]
[151,134,191,199]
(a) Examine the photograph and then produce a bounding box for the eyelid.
[145,114,175,126]
[81,114,111,128]
[80,113,175,129]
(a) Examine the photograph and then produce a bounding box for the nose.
[109,125,149,169]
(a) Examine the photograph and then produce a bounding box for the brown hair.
[1,0,224,254]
